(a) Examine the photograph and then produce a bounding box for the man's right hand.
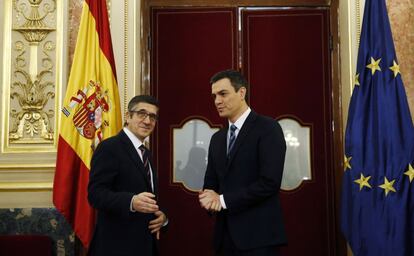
[132,192,159,213]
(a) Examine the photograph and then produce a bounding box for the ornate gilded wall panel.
[2,0,62,150]
[0,0,64,197]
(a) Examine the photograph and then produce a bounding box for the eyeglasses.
[130,110,158,122]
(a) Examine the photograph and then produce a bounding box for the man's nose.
[215,96,222,105]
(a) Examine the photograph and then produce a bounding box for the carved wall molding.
[0,0,64,198]
[7,0,57,144]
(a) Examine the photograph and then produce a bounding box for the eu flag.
[340,0,414,255]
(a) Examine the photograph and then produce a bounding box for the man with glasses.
[88,95,167,256]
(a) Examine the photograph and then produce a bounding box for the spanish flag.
[53,0,121,248]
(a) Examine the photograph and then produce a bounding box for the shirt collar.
[123,127,144,150]
[228,107,251,131]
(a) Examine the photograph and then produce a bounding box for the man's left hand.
[149,210,167,240]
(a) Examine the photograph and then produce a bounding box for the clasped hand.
[199,189,222,212]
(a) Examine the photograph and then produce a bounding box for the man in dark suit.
[199,70,287,256]
[88,95,167,256]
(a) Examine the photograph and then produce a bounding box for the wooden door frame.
[141,1,345,255]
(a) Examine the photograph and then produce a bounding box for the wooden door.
[150,7,337,256]
[151,8,237,255]
[241,8,336,255]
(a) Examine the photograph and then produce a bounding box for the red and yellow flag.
[53,0,121,248]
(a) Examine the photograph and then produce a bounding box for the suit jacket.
[88,130,159,256]
[203,111,287,251]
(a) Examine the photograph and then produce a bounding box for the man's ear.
[125,112,131,124]
[239,87,247,100]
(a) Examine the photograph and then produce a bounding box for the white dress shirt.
[123,127,154,212]
[220,107,251,209]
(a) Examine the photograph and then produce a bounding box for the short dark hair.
[210,70,249,99]
[127,95,159,112]
[124,95,159,126]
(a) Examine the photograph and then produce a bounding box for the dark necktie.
[228,124,237,156]
[139,145,153,191]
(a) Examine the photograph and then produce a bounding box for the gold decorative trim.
[2,0,63,152]
[356,0,361,47]
[2,0,13,151]
[170,116,222,193]
[107,0,112,21]
[9,0,56,143]
[0,163,55,170]
[171,117,221,193]
[124,0,128,113]
[54,0,63,147]
[0,182,53,191]
[12,0,56,43]
[344,0,354,95]
[278,117,313,192]
[133,0,138,98]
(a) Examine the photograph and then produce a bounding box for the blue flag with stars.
[340,0,414,255]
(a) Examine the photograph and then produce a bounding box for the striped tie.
[139,145,152,191]
[228,124,237,156]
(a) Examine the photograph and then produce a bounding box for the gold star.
[379,177,396,196]
[344,156,352,171]
[404,164,414,183]
[354,73,360,86]
[354,173,372,191]
[366,57,382,75]
[389,60,400,78]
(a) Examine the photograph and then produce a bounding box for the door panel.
[151,7,336,256]
[242,8,335,255]
[151,8,238,255]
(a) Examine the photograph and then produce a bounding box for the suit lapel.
[226,111,257,168]
[119,130,153,190]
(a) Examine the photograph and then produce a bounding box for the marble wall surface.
[388,0,414,122]
[68,0,83,71]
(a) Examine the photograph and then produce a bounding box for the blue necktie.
[227,124,237,156]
